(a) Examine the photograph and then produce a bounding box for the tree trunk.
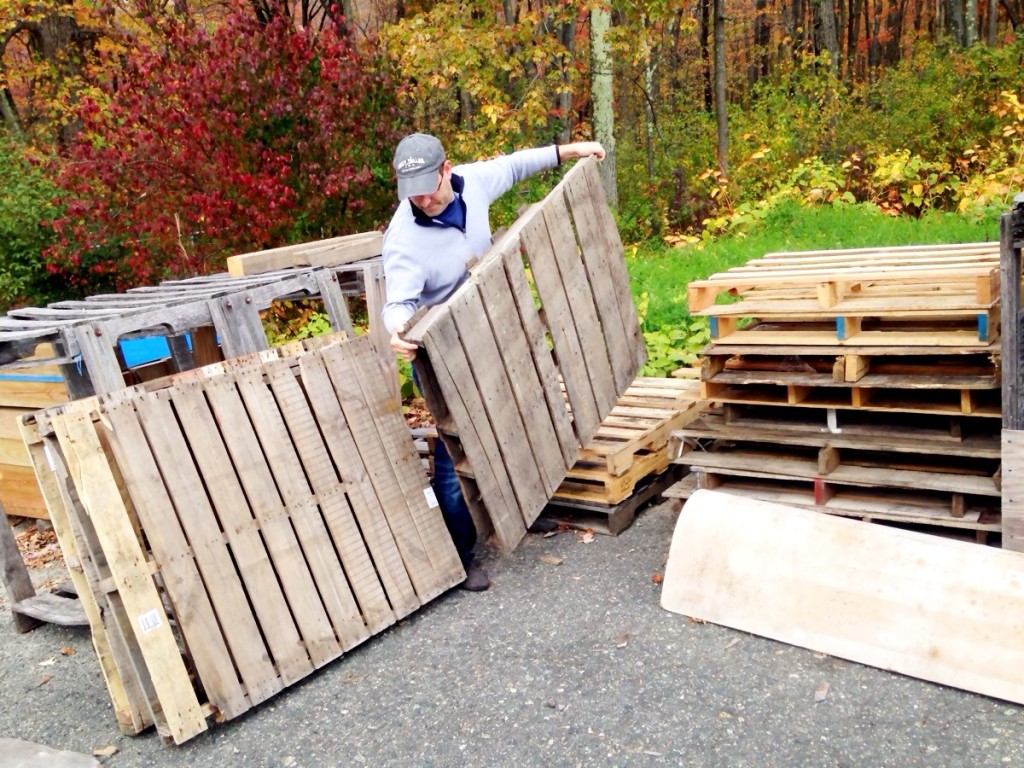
[817,0,840,77]
[987,0,997,43]
[946,0,966,43]
[965,0,979,42]
[713,0,729,176]
[699,0,713,113]
[847,0,862,80]
[749,0,771,85]
[557,15,576,143]
[591,6,617,208]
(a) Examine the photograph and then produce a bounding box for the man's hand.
[390,328,419,361]
[558,141,606,162]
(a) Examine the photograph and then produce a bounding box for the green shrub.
[0,142,63,312]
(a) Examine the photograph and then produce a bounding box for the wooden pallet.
[405,159,647,554]
[673,412,1001,460]
[707,313,998,347]
[699,347,999,388]
[678,439,1000,502]
[687,242,1000,312]
[700,378,1001,418]
[22,335,463,745]
[573,376,704,476]
[664,473,1001,536]
[544,464,684,535]
[554,446,670,505]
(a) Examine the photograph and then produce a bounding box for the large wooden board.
[662,489,1024,704]
[405,159,646,552]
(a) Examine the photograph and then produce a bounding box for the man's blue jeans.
[411,366,477,566]
[431,436,478,567]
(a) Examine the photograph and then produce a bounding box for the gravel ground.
[2,500,1023,768]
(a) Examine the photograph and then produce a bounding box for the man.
[382,133,606,591]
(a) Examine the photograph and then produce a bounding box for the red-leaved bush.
[47,6,401,290]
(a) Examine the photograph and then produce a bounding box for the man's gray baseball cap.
[393,133,446,201]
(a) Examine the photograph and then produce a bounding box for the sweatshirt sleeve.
[466,145,560,205]
[381,228,426,334]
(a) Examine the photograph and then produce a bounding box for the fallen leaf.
[38,657,56,666]
[724,638,740,650]
[60,646,76,656]
[718,711,733,719]
[92,745,118,757]
[539,555,563,566]
[651,573,663,584]
[581,532,595,544]
[35,674,52,688]
[542,531,560,538]
[814,682,830,703]
[615,632,630,648]
[688,616,707,624]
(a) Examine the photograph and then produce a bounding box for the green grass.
[627,201,1001,331]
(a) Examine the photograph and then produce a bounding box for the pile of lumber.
[21,334,463,744]
[665,242,1003,539]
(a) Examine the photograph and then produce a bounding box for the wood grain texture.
[663,489,1024,705]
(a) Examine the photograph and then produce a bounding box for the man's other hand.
[559,141,607,162]
[390,328,419,361]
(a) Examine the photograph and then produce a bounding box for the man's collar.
[411,172,465,225]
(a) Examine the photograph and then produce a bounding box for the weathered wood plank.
[52,410,207,744]
[201,373,333,670]
[543,194,617,419]
[168,378,312,685]
[451,283,549,526]
[320,340,446,601]
[299,350,419,619]
[519,210,600,445]
[207,294,269,359]
[572,160,645,371]
[264,357,394,636]
[499,247,578,469]
[476,258,564,498]
[34,430,151,733]
[104,397,259,717]
[230,366,353,662]
[562,163,635,392]
[421,315,526,552]
[329,339,464,596]
[662,489,1024,705]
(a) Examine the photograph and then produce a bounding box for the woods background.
[0,0,1022,314]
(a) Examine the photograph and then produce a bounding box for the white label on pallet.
[43,441,57,472]
[423,487,439,509]
[138,610,162,633]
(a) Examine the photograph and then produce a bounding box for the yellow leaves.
[480,103,503,125]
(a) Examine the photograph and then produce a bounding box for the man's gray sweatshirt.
[381,145,559,333]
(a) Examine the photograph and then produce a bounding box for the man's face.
[409,160,453,217]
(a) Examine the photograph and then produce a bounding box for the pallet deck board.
[165,378,313,685]
[299,352,420,621]
[476,262,566,496]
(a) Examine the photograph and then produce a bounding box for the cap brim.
[397,171,440,201]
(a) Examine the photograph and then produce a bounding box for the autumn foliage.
[46,7,401,290]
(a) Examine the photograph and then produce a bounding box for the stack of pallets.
[545,376,705,534]
[664,242,1003,540]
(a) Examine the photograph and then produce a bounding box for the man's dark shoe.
[461,563,490,591]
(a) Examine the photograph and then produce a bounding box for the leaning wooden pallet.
[404,158,647,553]
[21,334,463,745]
